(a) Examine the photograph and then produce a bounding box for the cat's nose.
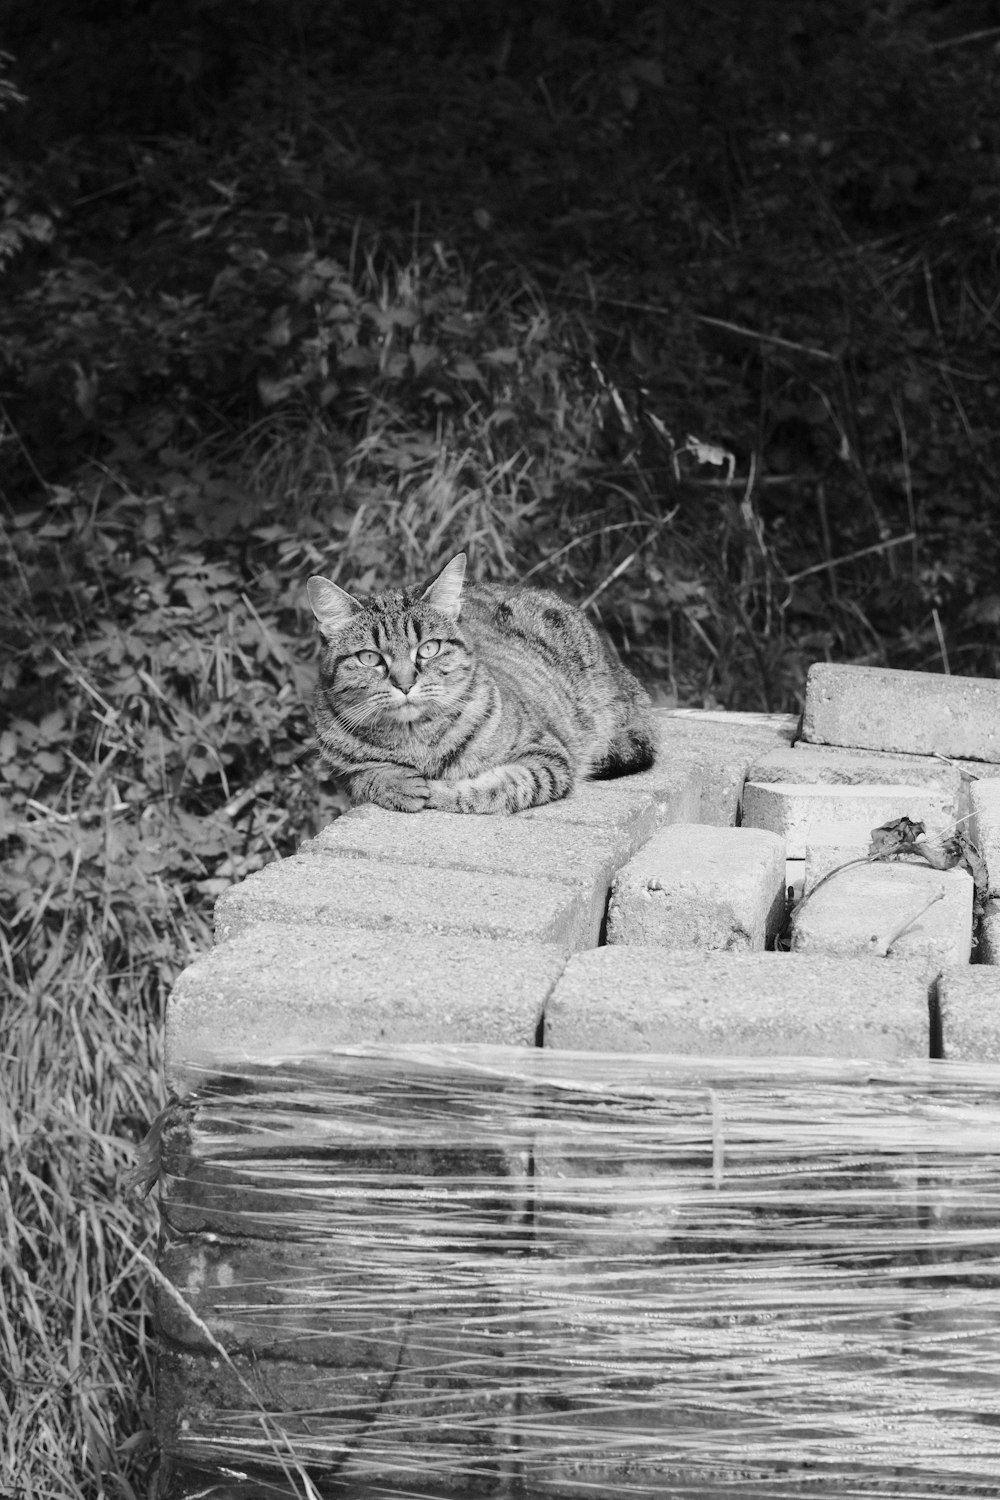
[389,659,417,692]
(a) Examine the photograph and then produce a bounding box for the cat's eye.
[416,640,441,659]
[357,649,383,667]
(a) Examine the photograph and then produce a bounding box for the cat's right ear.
[422,553,466,621]
[307,576,361,638]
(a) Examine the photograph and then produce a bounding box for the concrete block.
[514,775,667,840]
[802,662,1000,762]
[978,899,1000,964]
[605,824,787,951]
[158,1052,533,1238]
[156,1054,534,1490]
[958,760,1000,781]
[302,803,635,946]
[214,852,592,949]
[166,922,566,1091]
[650,708,799,825]
[544,947,932,1058]
[937,965,1000,1060]
[749,743,966,800]
[156,1236,408,1363]
[662,708,800,736]
[524,757,702,839]
[743,781,956,859]
[791,862,973,966]
[969,779,1000,897]
[529,1060,990,1498]
[157,1340,520,1492]
[804,842,872,893]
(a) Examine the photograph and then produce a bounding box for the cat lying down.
[307,553,656,814]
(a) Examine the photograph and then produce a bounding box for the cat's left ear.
[307,575,362,638]
[422,553,466,621]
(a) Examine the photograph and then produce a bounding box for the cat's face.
[308,555,471,735]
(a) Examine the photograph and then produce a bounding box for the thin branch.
[783,532,916,584]
[692,313,837,362]
[928,25,1000,50]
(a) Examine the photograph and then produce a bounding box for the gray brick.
[214,853,593,948]
[791,861,973,965]
[518,762,701,843]
[803,662,1000,762]
[749,742,966,799]
[648,708,799,825]
[970,779,1000,897]
[157,1343,520,1492]
[544,947,932,1058]
[166,922,566,1092]
[743,779,957,859]
[606,823,786,951]
[937,964,1000,1061]
[302,803,635,945]
[978,898,1000,964]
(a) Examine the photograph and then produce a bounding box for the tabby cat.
[307,553,656,814]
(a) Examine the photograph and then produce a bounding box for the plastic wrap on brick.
[149,1048,1000,1499]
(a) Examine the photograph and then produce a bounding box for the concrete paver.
[743,780,957,859]
[167,921,567,1092]
[977,898,1000,964]
[936,964,1000,1060]
[748,743,966,799]
[649,708,799,825]
[969,779,1000,897]
[214,853,593,948]
[606,823,786,951]
[544,947,932,1057]
[303,805,637,946]
[791,861,973,966]
[803,662,1000,761]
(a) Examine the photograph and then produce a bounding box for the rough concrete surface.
[516,767,699,841]
[742,780,957,859]
[791,861,973,965]
[969,779,1000,897]
[605,823,786,951]
[544,947,932,1058]
[748,743,966,800]
[305,802,633,882]
[803,843,874,892]
[214,852,593,948]
[978,898,1000,964]
[651,707,798,825]
[303,804,640,946]
[936,964,1000,1061]
[167,922,567,1089]
[802,662,1000,762]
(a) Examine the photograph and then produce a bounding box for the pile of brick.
[155,661,1000,1493]
[168,663,1000,1094]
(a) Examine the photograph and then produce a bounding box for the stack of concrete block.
[155,666,1000,1493]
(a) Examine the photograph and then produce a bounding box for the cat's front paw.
[424,779,459,812]
[358,769,431,813]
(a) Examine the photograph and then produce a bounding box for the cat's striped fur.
[307,554,656,814]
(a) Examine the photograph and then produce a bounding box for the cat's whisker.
[337,698,391,731]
